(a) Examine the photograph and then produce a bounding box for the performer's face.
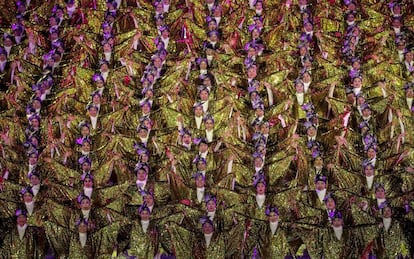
[140,153,149,163]
[81,126,90,137]
[304,22,313,32]
[17,215,27,227]
[213,7,221,17]
[100,63,109,72]
[315,181,326,191]
[307,127,317,137]
[143,119,152,129]
[375,188,386,199]
[208,21,217,31]
[255,1,263,11]
[140,210,150,220]
[141,104,151,114]
[254,157,263,168]
[144,195,154,206]
[406,88,414,98]
[82,141,91,152]
[325,198,336,210]
[347,3,356,11]
[199,61,208,70]
[144,89,154,99]
[78,222,88,233]
[260,124,269,134]
[199,143,208,153]
[314,156,323,167]
[32,100,41,110]
[30,175,40,186]
[88,107,98,117]
[255,108,264,118]
[397,41,406,51]
[366,148,376,159]
[353,78,362,88]
[352,61,361,70]
[392,5,401,15]
[95,80,104,88]
[83,177,93,188]
[364,165,374,176]
[199,90,209,101]
[247,47,257,58]
[332,218,343,227]
[256,183,266,195]
[257,145,266,156]
[29,154,38,165]
[268,212,279,223]
[295,83,304,93]
[362,108,371,117]
[155,3,164,13]
[82,162,91,172]
[49,17,57,26]
[346,14,355,23]
[182,134,192,145]
[31,118,40,128]
[255,19,263,28]
[153,57,162,68]
[103,43,112,52]
[357,96,365,105]
[392,19,402,29]
[247,67,257,79]
[92,94,101,104]
[161,30,169,39]
[209,33,218,43]
[195,176,205,188]
[80,198,91,210]
[299,46,307,56]
[206,200,216,212]
[23,192,33,203]
[197,161,207,171]
[302,72,311,83]
[138,129,148,138]
[203,77,212,87]
[383,207,392,218]
[194,106,204,117]
[4,38,13,47]
[251,29,260,39]
[202,222,214,234]
[204,119,214,130]
[155,18,164,27]
[137,169,147,181]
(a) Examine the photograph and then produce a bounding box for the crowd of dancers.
[0,0,414,258]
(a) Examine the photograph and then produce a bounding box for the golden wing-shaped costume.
[45,159,80,183]
[166,221,195,258]
[359,8,386,31]
[95,182,129,210]
[44,220,72,257]
[159,106,182,129]
[0,196,19,219]
[267,153,297,186]
[73,67,95,103]
[44,199,72,227]
[232,161,254,187]
[271,186,302,215]
[93,221,123,257]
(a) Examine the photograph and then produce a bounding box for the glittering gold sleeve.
[68,232,95,259]
[44,220,71,257]
[127,221,158,258]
